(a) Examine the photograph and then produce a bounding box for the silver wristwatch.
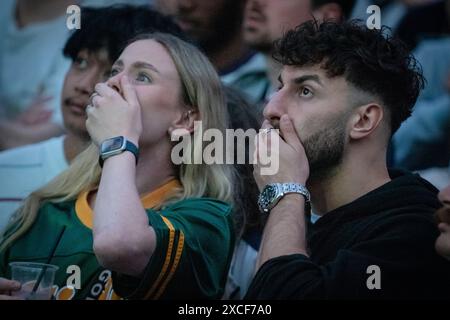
[258,183,310,213]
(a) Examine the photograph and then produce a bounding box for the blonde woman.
[0,33,235,300]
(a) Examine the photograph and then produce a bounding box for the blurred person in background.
[0,0,77,150]
[0,0,158,150]
[243,0,355,103]
[395,0,450,50]
[351,0,438,39]
[222,86,264,299]
[392,4,450,189]
[155,0,268,104]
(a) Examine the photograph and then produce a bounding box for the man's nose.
[75,71,101,95]
[263,91,286,122]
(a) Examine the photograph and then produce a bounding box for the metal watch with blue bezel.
[258,183,310,213]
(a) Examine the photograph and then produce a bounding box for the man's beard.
[302,116,347,182]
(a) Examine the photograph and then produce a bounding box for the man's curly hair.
[273,20,425,135]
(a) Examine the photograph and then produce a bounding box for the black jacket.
[245,170,450,299]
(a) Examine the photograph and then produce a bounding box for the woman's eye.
[136,73,151,83]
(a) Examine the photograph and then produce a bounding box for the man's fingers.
[121,76,140,107]
[279,114,301,148]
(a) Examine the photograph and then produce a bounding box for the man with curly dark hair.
[246,20,450,299]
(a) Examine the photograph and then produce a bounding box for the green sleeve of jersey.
[112,198,235,299]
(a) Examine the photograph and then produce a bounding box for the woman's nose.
[106,72,123,95]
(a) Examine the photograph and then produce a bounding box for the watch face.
[101,136,125,154]
[258,184,278,213]
[264,185,278,200]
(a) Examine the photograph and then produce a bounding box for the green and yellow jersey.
[0,179,234,300]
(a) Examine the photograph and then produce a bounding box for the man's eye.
[136,72,151,83]
[102,70,111,81]
[109,68,119,77]
[300,87,313,97]
[74,58,88,70]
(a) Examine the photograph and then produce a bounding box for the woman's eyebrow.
[112,60,160,74]
[112,60,124,68]
[131,61,160,74]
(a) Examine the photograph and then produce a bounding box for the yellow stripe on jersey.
[75,190,92,229]
[154,229,185,299]
[144,215,175,299]
[74,179,181,229]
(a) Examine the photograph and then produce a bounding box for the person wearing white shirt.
[0,0,75,150]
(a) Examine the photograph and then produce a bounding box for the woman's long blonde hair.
[1,33,234,251]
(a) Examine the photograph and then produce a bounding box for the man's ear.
[349,103,384,140]
[313,3,344,23]
[168,108,200,138]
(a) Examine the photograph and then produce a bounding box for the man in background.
[155,0,268,103]
[243,0,355,102]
